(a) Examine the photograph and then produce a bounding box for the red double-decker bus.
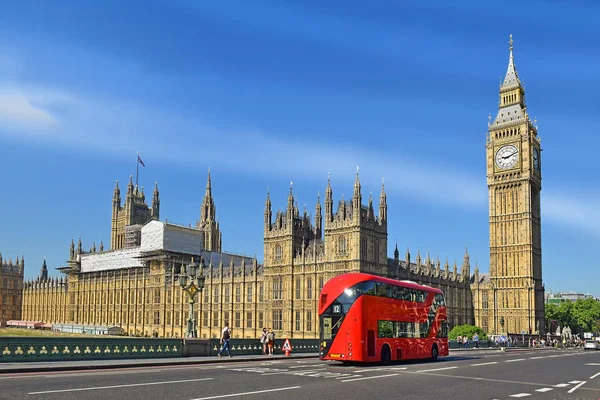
[319,273,449,363]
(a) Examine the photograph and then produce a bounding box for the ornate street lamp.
[500,316,505,334]
[179,257,206,338]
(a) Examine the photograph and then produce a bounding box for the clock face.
[495,145,519,169]
[533,147,540,172]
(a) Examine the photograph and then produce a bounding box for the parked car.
[584,340,600,350]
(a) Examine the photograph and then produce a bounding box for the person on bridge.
[218,322,232,358]
[266,328,275,355]
[260,328,268,355]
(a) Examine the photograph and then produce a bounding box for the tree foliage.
[449,324,487,340]
[545,298,600,335]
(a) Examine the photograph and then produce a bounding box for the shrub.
[449,324,488,340]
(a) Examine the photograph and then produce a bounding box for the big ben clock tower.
[487,35,544,335]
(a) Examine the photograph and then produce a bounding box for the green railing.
[0,337,183,362]
[209,338,320,356]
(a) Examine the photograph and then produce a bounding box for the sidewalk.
[0,353,319,374]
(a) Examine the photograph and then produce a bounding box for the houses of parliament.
[17,36,545,338]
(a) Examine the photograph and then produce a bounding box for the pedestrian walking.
[218,322,232,358]
[266,328,275,355]
[260,327,268,355]
[473,333,479,349]
[463,335,468,349]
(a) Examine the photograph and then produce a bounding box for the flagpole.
[136,151,139,191]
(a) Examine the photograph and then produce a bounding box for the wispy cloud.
[0,88,61,130]
[1,83,598,236]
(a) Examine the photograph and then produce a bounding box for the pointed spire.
[393,241,399,261]
[379,177,387,222]
[353,165,361,197]
[77,237,82,255]
[406,247,411,266]
[70,239,75,260]
[463,246,470,267]
[113,180,121,203]
[501,34,521,90]
[205,168,212,197]
[128,175,134,193]
[100,241,104,252]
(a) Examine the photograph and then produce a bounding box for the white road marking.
[568,380,582,384]
[554,383,570,387]
[353,368,384,373]
[567,381,586,394]
[189,386,301,400]
[528,356,544,359]
[471,362,498,366]
[289,365,325,369]
[547,355,561,358]
[28,377,214,395]
[506,358,525,362]
[341,373,398,383]
[509,394,531,398]
[590,372,600,379]
[585,363,600,366]
[535,388,553,392]
[416,366,458,373]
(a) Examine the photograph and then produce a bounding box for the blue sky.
[0,0,599,297]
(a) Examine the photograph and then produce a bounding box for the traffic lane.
[13,370,309,400]
[403,351,600,399]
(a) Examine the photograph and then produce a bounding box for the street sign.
[282,338,292,351]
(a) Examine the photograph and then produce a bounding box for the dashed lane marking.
[289,365,326,369]
[528,356,544,359]
[416,366,457,373]
[554,383,570,387]
[28,377,214,395]
[535,388,553,392]
[341,373,399,383]
[471,362,498,366]
[189,386,301,400]
[509,394,531,398]
[586,363,600,366]
[590,372,600,379]
[567,381,587,394]
[505,359,525,362]
[569,380,583,384]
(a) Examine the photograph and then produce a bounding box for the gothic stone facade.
[22,172,474,338]
[470,35,545,335]
[0,253,24,325]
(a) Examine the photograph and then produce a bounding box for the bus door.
[320,303,346,359]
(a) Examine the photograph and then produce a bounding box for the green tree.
[449,324,487,340]
[545,298,600,335]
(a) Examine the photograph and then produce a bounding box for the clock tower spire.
[481,35,544,336]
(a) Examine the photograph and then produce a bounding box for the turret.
[405,247,411,268]
[40,258,48,281]
[264,189,272,231]
[99,241,104,252]
[453,260,458,280]
[462,247,471,279]
[325,173,333,224]
[70,239,75,260]
[393,242,399,262]
[352,167,361,223]
[77,237,82,255]
[152,181,160,219]
[314,192,322,238]
[436,256,441,276]
[415,250,422,274]
[113,180,121,207]
[286,181,295,221]
[379,178,387,224]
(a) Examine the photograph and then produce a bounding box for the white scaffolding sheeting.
[80,248,142,273]
[141,220,203,255]
[80,221,204,273]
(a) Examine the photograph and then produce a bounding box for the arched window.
[338,236,347,254]
[275,244,282,260]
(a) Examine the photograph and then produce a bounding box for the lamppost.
[500,316,505,335]
[179,257,206,338]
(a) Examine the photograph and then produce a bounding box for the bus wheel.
[431,344,439,361]
[381,345,391,364]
